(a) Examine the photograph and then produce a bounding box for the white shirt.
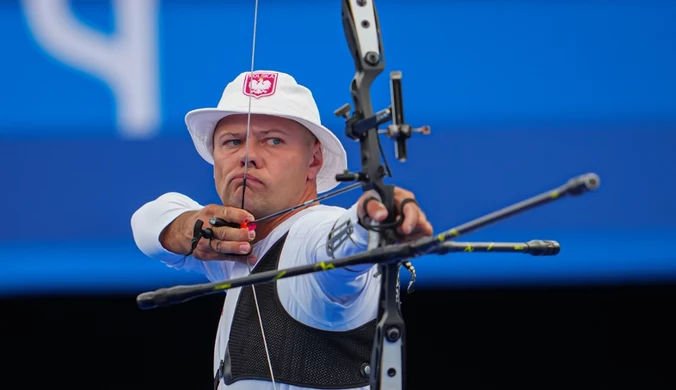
[130,192,380,390]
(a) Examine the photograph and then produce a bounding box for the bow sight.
[334,71,431,164]
[135,1,600,389]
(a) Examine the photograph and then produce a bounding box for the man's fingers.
[405,212,434,241]
[397,200,420,235]
[192,249,258,265]
[392,184,418,235]
[394,216,433,242]
[359,188,433,240]
[203,204,254,224]
[192,249,232,261]
[220,206,255,223]
[197,239,252,256]
[417,211,433,235]
[211,226,255,242]
[365,198,388,222]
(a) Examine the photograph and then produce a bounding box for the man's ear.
[307,140,323,181]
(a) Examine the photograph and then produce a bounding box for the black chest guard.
[215,232,376,389]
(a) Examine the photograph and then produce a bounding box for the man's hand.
[159,204,256,263]
[357,187,433,242]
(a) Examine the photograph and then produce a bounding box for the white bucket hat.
[184,70,348,194]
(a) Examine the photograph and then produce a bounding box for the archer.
[130,70,433,390]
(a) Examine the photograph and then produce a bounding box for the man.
[131,70,433,390]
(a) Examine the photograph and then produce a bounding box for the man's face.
[212,114,323,219]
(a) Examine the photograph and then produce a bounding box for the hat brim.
[184,106,348,194]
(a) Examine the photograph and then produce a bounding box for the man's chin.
[224,193,263,216]
[228,185,255,200]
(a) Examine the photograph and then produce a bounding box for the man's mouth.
[231,174,262,185]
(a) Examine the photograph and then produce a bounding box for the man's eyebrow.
[258,128,289,135]
[216,131,242,138]
[215,128,290,139]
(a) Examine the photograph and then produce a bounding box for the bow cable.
[241,0,278,388]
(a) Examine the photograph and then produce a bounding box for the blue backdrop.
[1,0,675,296]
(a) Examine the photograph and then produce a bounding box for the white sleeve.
[130,192,207,274]
[286,203,377,305]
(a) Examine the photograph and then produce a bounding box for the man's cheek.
[213,172,226,190]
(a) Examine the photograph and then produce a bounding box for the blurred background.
[1,0,675,388]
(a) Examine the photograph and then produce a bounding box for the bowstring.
[242,0,278,389]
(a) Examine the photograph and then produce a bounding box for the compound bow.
[136,1,600,389]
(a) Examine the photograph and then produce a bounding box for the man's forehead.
[214,114,307,136]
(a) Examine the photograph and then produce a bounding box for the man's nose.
[239,143,259,168]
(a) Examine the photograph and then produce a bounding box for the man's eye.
[223,139,242,146]
[266,138,282,145]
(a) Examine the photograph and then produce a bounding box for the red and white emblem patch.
[242,72,278,99]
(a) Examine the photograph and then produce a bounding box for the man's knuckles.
[401,200,418,215]
[365,200,388,220]
[200,204,253,223]
[191,249,210,261]
[196,239,216,253]
[193,249,227,261]
[197,239,244,255]
[394,186,414,198]
[201,204,225,216]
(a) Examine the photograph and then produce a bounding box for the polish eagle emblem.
[242,72,278,98]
